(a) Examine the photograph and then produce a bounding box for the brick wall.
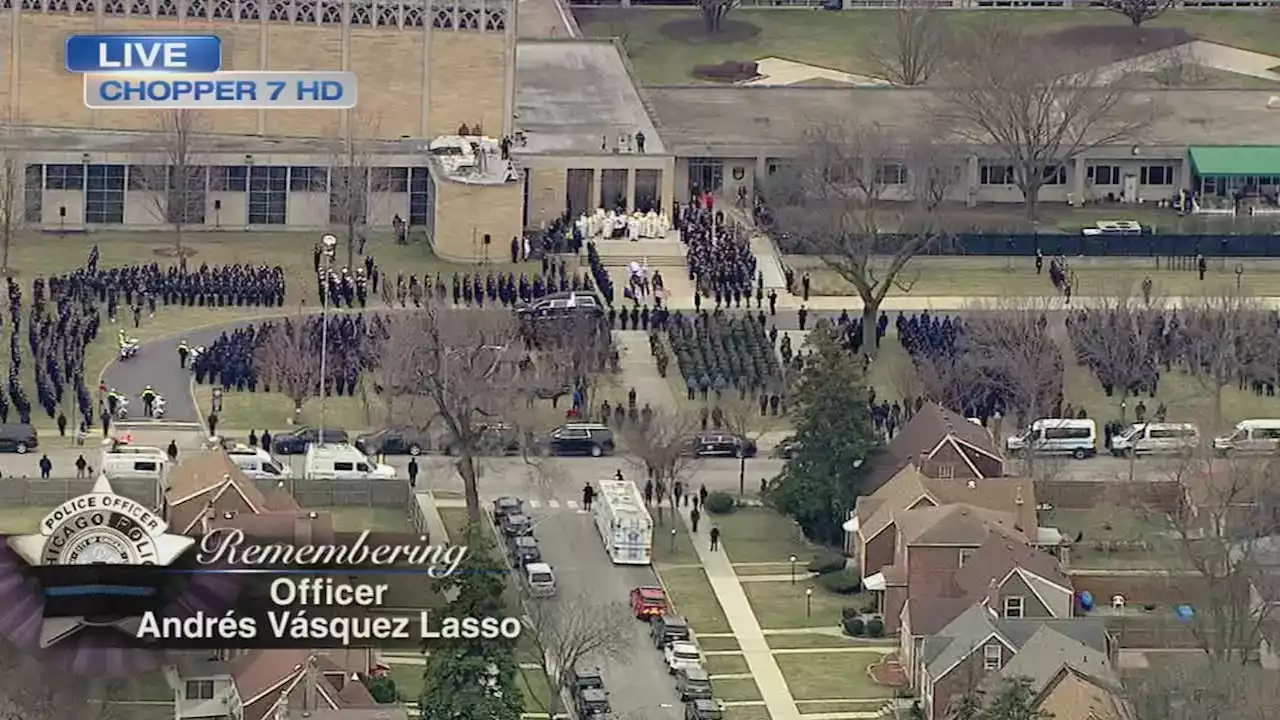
[432,178,522,260]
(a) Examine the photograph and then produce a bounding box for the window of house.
[980,164,1014,185]
[1004,596,1024,619]
[983,643,1002,670]
[1042,165,1066,185]
[372,167,409,192]
[1087,165,1121,186]
[958,549,974,568]
[875,163,907,185]
[209,165,249,192]
[24,165,43,223]
[289,166,328,192]
[1140,165,1175,186]
[185,680,215,700]
[45,164,85,190]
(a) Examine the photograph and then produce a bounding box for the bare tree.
[0,146,18,274]
[329,113,385,268]
[137,110,206,257]
[623,410,700,524]
[378,303,578,522]
[722,396,788,495]
[1122,656,1280,720]
[698,0,740,35]
[938,21,1154,219]
[762,121,955,356]
[1149,43,1208,88]
[865,1,949,86]
[1175,295,1280,433]
[520,596,630,720]
[1102,0,1177,30]
[254,311,323,420]
[1065,294,1166,423]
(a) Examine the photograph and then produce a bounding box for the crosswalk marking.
[566,500,579,509]
[548,499,561,509]
[528,499,541,509]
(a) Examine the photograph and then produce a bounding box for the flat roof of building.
[515,39,666,156]
[645,86,1280,157]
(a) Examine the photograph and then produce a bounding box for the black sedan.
[687,432,757,458]
[355,427,427,456]
[271,426,349,455]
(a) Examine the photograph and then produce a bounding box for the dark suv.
[688,432,757,458]
[548,423,614,457]
[271,426,349,455]
[684,698,723,720]
[517,291,603,320]
[650,614,691,648]
[444,423,521,456]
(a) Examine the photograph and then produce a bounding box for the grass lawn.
[191,382,383,432]
[725,709,772,720]
[742,581,857,630]
[657,566,733,634]
[1043,507,1184,570]
[788,256,1280,299]
[0,506,53,533]
[316,506,411,532]
[700,636,742,652]
[765,632,866,650]
[712,677,763,703]
[705,507,821,565]
[517,669,556,714]
[575,8,1280,85]
[653,513,700,566]
[102,670,173,701]
[438,507,472,543]
[734,562,805,577]
[388,664,426,701]
[796,700,894,714]
[774,653,895,701]
[704,653,751,676]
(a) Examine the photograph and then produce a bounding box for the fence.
[0,477,412,510]
[799,233,1280,257]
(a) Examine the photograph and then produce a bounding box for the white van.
[522,562,557,598]
[104,445,168,460]
[303,443,397,480]
[1213,419,1280,456]
[101,454,168,481]
[1110,423,1199,456]
[227,444,292,479]
[1006,418,1097,459]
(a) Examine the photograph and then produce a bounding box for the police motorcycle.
[187,346,205,371]
[115,396,131,421]
[152,395,167,419]
[117,330,140,361]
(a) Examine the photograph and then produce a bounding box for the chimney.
[967,480,977,489]
[200,512,211,535]
[302,655,320,710]
[983,578,1000,618]
[1015,487,1024,505]
[295,514,314,545]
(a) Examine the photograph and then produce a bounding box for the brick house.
[900,534,1073,688]
[863,402,1006,495]
[170,651,384,720]
[917,604,1114,720]
[1033,666,1131,720]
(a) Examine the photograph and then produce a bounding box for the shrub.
[861,602,879,614]
[360,674,400,704]
[841,606,861,621]
[865,618,885,637]
[808,552,847,575]
[690,60,760,83]
[843,617,865,637]
[816,569,861,595]
[704,491,737,515]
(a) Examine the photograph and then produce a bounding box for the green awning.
[1189,146,1280,176]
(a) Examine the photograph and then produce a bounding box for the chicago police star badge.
[9,474,194,648]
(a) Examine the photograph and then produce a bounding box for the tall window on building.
[289,166,329,192]
[330,167,369,225]
[45,164,85,191]
[248,166,287,225]
[85,165,125,224]
[409,167,434,229]
[979,164,1014,185]
[23,165,43,223]
[1087,165,1121,186]
[1140,165,1175,185]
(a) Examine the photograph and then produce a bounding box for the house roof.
[903,596,978,636]
[866,403,1004,492]
[858,466,1035,544]
[990,625,1114,697]
[288,711,409,720]
[1033,666,1130,720]
[235,650,377,720]
[858,463,935,540]
[954,535,1070,598]
[165,449,326,542]
[924,604,1111,682]
[897,503,1025,546]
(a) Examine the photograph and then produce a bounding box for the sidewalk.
[612,330,681,412]
[667,293,1280,312]
[680,510,801,720]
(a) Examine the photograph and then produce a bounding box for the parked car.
[272,426,349,455]
[572,667,610,719]
[507,535,542,567]
[516,291,603,320]
[630,586,667,619]
[676,667,715,702]
[664,641,703,674]
[0,423,38,453]
[493,496,524,523]
[687,432,757,458]
[683,697,723,720]
[548,423,615,457]
[772,438,800,459]
[650,614,691,648]
[354,427,427,456]
[500,512,533,537]
[445,423,521,456]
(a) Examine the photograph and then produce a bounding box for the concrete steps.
[593,238,686,262]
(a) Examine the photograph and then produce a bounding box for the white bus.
[593,479,653,565]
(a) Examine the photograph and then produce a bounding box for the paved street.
[520,502,683,719]
[104,321,241,425]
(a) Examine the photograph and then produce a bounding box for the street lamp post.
[789,555,797,585]
[805,587,813,618]
[670,528,677,553]
[317,234,338,442]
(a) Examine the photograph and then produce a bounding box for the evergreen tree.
[419,523,523,720]
[768,325,881,544]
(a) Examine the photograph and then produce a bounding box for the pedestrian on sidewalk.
[208,412,219,438]
[673,481,684,506]
[408,457,419,488]
[582,483,595,511]
[768,289,777,316]
[802,272,811,301]
[39,454,53,480]
[167,440,179,462]
[699,484,708,506]
[75,454,87,479]
[690,507,701,533]
[709,525,720,551]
